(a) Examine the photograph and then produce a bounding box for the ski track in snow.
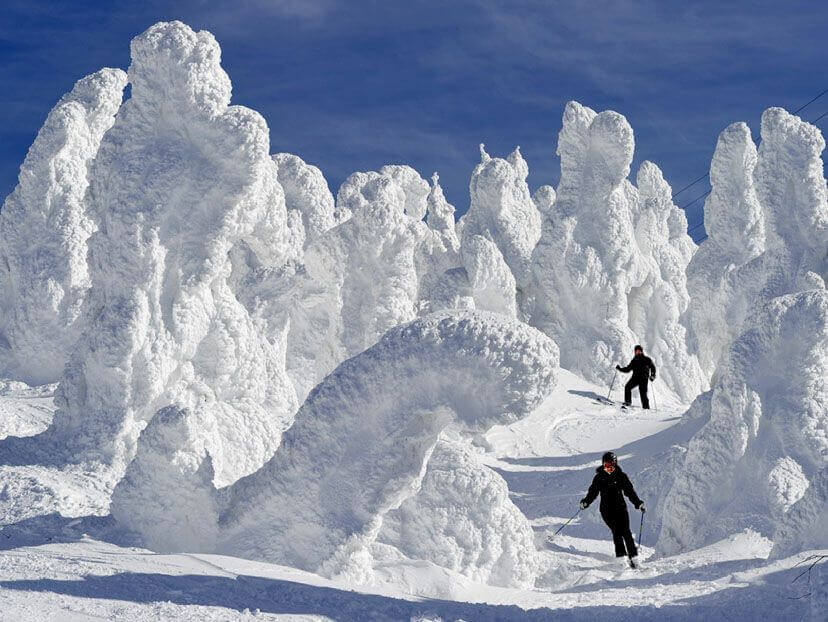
[0,372,822,621]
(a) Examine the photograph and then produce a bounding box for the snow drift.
[112,311,559,581]
[0,68,126,385]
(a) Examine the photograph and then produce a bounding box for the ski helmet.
[602,451,617,465]
[634,344,643,353]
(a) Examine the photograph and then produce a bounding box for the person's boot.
[628,556,639,569]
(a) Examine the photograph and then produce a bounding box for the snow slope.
[0,369,824,620]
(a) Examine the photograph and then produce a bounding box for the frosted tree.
[0,68,126,385]
[529,101,646,387]
[684,122,766,378]
[462,144,541,315]
[51,22,301,486]
[660,108,827,554]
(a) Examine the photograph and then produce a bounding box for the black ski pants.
[624,377,649,409]
[601,507,638,558]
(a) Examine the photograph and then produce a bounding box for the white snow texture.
[2,19,826,592]
[660,108,827,554]
[112,311,559,582]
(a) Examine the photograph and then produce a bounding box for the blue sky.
[1,1,826,239]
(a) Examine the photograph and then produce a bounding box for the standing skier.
[616,345,656,409]
[580,451,645,568]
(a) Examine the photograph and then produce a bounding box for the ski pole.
[607,370,617,401]
[638,510,645,549]
[549,508,581,542]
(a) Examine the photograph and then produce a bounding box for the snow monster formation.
[378,438,540,588]
[461,145,541,316]
[0,68,127,385]
[112,311,559,584]
[684,122,765,379]
[50,21,301,485]
[528,101,702,400]
[660,108,827,555]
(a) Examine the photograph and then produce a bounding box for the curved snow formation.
[0,68,127,385]
[659,289,827,555]
[216,311,558,575]
[462,145,541,301]
[50,21,300,485]
[378,439,540,588]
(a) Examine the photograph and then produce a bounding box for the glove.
[615,365,622,371]
[650,372,656,381]
[579,500,588,510]
[639,503,646,513]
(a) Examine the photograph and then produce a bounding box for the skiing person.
[616,345,656,409]
[580,451,645,568]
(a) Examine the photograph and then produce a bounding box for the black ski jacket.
[618,353,656,381]
[581,465,643,513]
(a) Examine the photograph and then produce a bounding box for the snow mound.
[659,289,827,554]
[0,68,126,385]
[528,101,702,400]
[213,311,558,577]
[50,21,300,485]
[378,439,540,588]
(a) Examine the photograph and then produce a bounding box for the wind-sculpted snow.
[214,312,558,578]
[0,68,126,385]
[631,163,705,401]
[50,21,300,485]
[378,439,540,588]
[461,235,517,318]
[659,289,828,555]
[528,101,702,400]
[529,102,643,387]
[415,174,469,315]
[273,153,344,244]
[462,145,541,300]
[686,110,827,381]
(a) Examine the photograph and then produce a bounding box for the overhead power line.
[675,85,828,242]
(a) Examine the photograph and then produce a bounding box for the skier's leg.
[624,378,636,405]
[639,379,650,409]
[603,512,627,557]
[619,511,638,558]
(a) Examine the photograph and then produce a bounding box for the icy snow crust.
[1,19,826,606]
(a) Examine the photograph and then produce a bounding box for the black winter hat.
[602,451,617,465]
[634,344,643,352]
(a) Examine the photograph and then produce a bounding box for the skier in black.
[580,451,645,568]
[616,345,656,409]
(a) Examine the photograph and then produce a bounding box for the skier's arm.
[581,474,600,507]
[649,358,657,380]
[617,359,633,373]
[621,473,643,509]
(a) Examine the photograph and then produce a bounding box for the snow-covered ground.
[0,371,822,621]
